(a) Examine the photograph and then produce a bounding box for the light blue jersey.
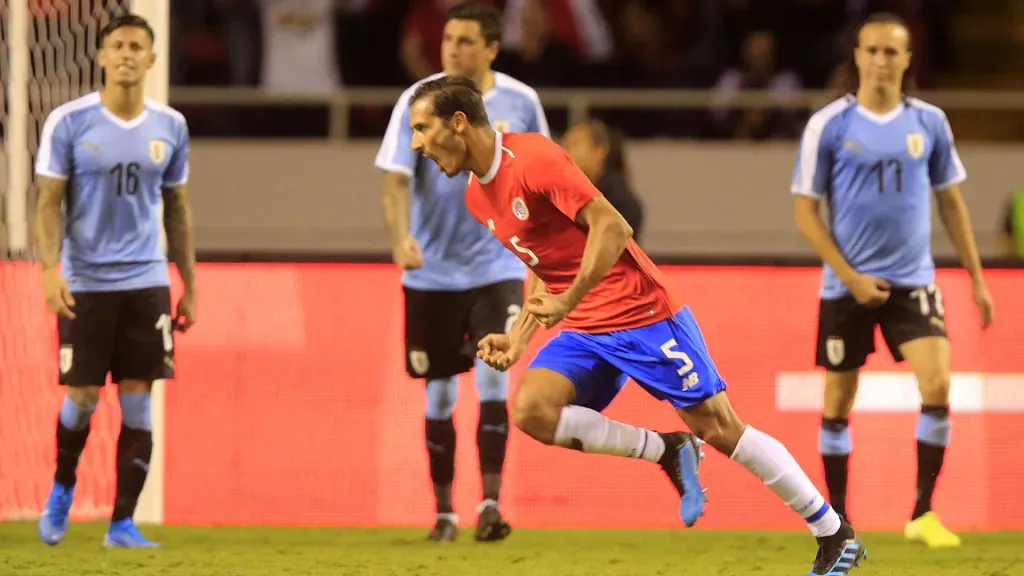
[791,95,966,299]
[35,92,189,293]
[375,72,550,291]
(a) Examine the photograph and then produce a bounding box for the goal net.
[0,0,134,522]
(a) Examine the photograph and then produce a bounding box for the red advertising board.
[1,262,1021,530]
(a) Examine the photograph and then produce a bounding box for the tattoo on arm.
[163,186,196,292]
[34,176,67,270]
[382,172,412,245]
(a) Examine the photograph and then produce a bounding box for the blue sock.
[424,377,458,514]
[118,393,152,431]
[473,358,507,403]
[425,377,458,421]
[113,393,153,523]
[820,417,851,519]
[916,407,951,447]
[55,395,98,487]
[913,405,950,519]
[59,395,97,431]
[474,360,509,501]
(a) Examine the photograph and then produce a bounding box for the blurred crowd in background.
[165,0,957,139]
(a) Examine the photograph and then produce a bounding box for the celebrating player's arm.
[792,122,891,308]
[377,87,429,270]
[162,120,197,331]
[928,119,994,327]
[478,271,546,370]
[476,151,633,367]
[525,153,633,328]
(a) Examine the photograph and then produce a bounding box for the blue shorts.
[529,307,727,411]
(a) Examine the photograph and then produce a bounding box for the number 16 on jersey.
[509,235,539,266]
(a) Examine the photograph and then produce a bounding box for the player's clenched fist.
[42,268,76,319]
[392,236,423,270]
[477,333,524,372]
[849,273,891,308]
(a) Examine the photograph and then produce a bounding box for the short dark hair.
[856,11,912,50]
[99,14,155,47]
[447,1,502,45]
[584,119,629,179]
[410,76,490,127]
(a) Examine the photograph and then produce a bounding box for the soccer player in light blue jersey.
[793,12,994,551]
[374,1,548,543]
[34,14,196,549]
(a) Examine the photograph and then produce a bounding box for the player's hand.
[526,293,572,329]
[972,280,994,329]
[849,274,890,308]
[392,236,423,270]
[42,268,76,319]
[175,292,196,332]
[477,333,525,372]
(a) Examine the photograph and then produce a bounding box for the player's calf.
[107,387,158,547]
[513,369,666,460]
[475,361,509,506]
[424,377,458,536]
[40,390,99,545]
[681,393,844,538]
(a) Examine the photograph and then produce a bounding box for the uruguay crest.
[826,337,845,367]
[906,133,924,159]
[149,140,167,164]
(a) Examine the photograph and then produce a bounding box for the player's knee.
[60,389,100,431]
[119,392,152,431]
[67,385,101,408]
[917,371,951,404]
[823,371,859,418]
[511,392,559,443]
[425,377,459,420]
[679,397,746,454]
[474,359,508,403]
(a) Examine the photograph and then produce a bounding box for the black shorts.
[815,284,948,371]
[58,286,175,386]
[404,279,525,380]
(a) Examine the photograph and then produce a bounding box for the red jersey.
[465,132,682,333]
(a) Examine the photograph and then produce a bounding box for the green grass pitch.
[1,523,1022,575]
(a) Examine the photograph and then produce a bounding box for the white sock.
[552,405,665,462]
[731,425,841,538]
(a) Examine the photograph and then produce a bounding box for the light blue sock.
[119,393,152,431]
[917,407,951,447]
[59,395,97,431]
[819,419,851,456]
[474,358,508,403]
[425,377,458,421]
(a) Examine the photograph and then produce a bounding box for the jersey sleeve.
[522,146,601,221]
[35,110,74,180]
[374,96,418,176]
[928,110,967,191]
[163,117,190,188]
[525,91,551,138]
[790,115,834,197]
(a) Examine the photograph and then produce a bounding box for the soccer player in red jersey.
[406,76,867,575]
